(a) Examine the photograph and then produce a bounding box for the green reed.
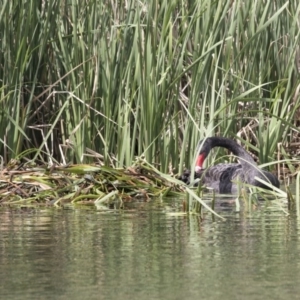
[0,0,299,180]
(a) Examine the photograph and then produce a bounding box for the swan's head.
[197,138,213,155]
[195,153,206,173]
[195,139,211,173]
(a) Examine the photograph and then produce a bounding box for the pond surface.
[0,197,299,300]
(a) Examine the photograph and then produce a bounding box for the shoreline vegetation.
[1,0,300,212]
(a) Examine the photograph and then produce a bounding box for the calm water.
[0,198,299,300]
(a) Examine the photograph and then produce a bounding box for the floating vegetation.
[0,158,187,207]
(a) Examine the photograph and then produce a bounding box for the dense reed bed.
[0,0,300,210]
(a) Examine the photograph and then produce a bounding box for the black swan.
[179,137,280,193]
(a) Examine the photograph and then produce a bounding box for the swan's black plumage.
[179,137,280,193]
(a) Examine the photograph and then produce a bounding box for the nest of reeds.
[0,157,185,207]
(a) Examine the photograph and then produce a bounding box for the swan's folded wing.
[200,163,243,193]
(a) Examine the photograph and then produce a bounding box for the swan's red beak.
[195,154,205,173]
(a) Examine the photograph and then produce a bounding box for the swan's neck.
[212,138,256,167]
[196,138,258,176]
